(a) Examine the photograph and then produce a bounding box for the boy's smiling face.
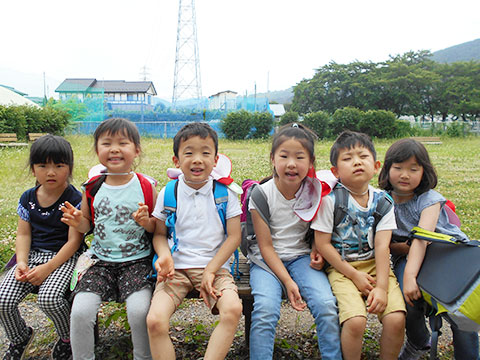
[173,135,218,189]
[331,145,380,191]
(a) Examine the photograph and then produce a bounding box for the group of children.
[0,117,478,360]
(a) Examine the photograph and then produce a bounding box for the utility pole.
[172,0,202,109]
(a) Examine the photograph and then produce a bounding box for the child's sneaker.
[398,339,430,360]
[3,326,34,360]
[51,338,72,360]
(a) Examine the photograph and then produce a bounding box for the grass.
[0,135,479,358]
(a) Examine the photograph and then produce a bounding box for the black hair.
[93,118,141,152]
[330,131,376,167]
[173,122,218,157]
[29,134,74,177]
[378,138,437,195]
[269,123,317,178]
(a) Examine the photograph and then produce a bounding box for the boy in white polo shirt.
[146,123,242,360]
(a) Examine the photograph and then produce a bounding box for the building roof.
[55,78,96,92]
[269,103,286,117]
[55,78,157,95]
[0,86,41,108]
[209,90,238,98]
[0,84,28,96]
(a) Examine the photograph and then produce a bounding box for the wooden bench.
[184,255,253,344]
[28,133,47,141]
[411,136,442,145]
[0,133,28,147]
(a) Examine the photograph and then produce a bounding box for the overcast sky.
[1,0,479,100]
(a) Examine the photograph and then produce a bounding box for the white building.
[208,90,238,111]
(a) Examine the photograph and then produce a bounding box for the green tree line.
[291,50,480,122]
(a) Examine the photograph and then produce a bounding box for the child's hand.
[15,263,29,282]
[366,287,387,314]
[154,254,174,283]
[25,263,52,286]
[60,201,84,228]
[351,270,375,297]
[200,270,220,308]
[285,279,307,312]
[132,203,149,227]
[309,248,325,270]
[403,275,421,307]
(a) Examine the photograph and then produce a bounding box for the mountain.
[248,87,294,105]
[431,38,480,63]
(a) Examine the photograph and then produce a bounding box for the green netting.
[65,92,272,138]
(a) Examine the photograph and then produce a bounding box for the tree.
[221,110,252,140]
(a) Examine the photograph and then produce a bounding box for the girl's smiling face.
[389,155,424,196]
[271,138,313,199]
[96,131,140,174]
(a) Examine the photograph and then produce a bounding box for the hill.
[248,87,294,105]
[431,38,480,63]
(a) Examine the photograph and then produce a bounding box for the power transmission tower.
[139,65,150,81]
[172,0,202,109]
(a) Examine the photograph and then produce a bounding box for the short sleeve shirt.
[392,189,469,243]
[311,185,397,261]
[90,174,152,262]
[248,178,311,262]
[17,184,82,252]
[152,175,242,269]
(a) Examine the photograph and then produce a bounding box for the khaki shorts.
[154,268,238,314]
[326,258,406,324]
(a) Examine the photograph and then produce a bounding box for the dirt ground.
[0,297,463,359]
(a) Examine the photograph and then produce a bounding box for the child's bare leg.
[379,311,405,360]
[146,290,176,360]
[204,290,242,360]
[341,316,366,360]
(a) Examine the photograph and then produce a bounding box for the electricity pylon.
[172,0,202,109]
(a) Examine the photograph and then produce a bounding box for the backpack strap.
[332,184,355,260]
[163,180,179,253]
[136,173,154,215]
[213,181,228,233]
[83,174,107,227]
[372,191,393,234]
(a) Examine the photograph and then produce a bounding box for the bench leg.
[242,297,253,348]
[94,313,99,345]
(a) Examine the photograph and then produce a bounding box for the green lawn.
[1,135,480,265]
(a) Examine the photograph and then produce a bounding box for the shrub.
[279,111,299,126]
[392,120,413,138]
[250,112,274,139]
[359,110,397,138]
[0,106,27,138]
[446,122,466,137]
[221,110,252,140]
[0,105,71,139]
[302,111,331,139]
[330,107,363,136]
